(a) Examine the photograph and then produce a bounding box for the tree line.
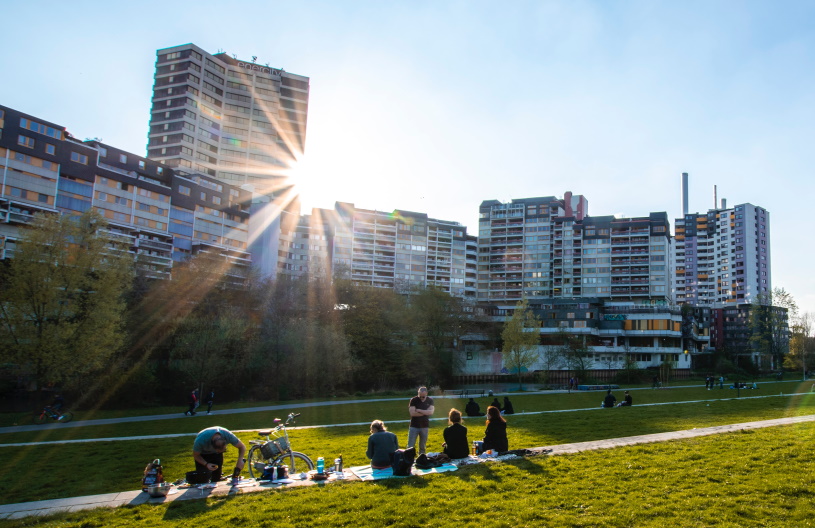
[0,211,476,408]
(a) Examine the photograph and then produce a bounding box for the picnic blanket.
[349,463,458,481]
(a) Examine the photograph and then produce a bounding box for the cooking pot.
[185,470,212,484]
[147,482,171,498]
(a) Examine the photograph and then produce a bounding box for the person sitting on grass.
[465,398,484,417]
[502,396,515,415]
[442,408,470,459]
[617,390,632,407]
[482,405,508,453]
[490,397,502,411]
[366,420,399,469]
[602,389,617,408]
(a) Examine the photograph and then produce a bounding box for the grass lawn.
[3,422,815,527]
[0,380,813,508]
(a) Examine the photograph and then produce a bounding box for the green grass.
[1,381,814,507]
[4,422,815,527]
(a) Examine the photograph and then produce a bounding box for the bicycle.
[34,406,74,425]
[247,412,314,478]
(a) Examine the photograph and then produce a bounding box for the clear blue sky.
[2,1,813,317]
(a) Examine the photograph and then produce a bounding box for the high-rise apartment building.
[673,203,770,307]
[145,44,310,278]
[477,193,671,306]
[332,203,477,298]
[0,104,252,279]
[146,43,309,191]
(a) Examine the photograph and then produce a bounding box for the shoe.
[184,411,190,416]
[207,412,211,415]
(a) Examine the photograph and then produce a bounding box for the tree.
[552,329,592,383]
[750,288,797,370]
[408,286,471,387]
[338,283,412,390]
[787,312,814,378]
[501,299,541,390]
[0,211,132,391]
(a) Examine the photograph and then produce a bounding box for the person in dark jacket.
[482,406,508,453]
[502,396,515,414]
[490,397,502,411]
[464,398,484,417]
[602,389,617,408]
[442,408,470,459]
[366,420,399,469]
[617,390,633,407]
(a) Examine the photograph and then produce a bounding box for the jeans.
[196,452,224,482]
[407,427,429,454]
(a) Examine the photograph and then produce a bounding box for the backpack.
[390,447,416,476]
[142,459,164,491]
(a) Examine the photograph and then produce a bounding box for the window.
[18,135,35,148]
[71,152,88,164]
[200,192,206,200]
[212,196,221,205]
[178,185,191,196]
[138,161,145,170]
[99,147,107,157]
[46,144,56,155]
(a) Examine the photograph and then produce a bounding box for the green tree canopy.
[501,299,541,389]
[0,211,132,391]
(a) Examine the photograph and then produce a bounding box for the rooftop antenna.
[252,56,257,63]
[232,54,237,59]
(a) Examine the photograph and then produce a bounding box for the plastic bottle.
[316,456,325,474]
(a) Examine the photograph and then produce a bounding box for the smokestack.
[721,198,727,209]
[713,185,718,210]
[681,173,688,215]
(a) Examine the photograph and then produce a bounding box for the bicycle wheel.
[247,445,270,479]
[58,411,73,424]
[273,451,314,476]
[34,412,48,425]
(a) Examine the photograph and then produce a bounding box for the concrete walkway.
[2,414,814,520]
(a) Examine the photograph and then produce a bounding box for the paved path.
[1,413,814,520]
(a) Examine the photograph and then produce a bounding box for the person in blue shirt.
[193,426,246,482]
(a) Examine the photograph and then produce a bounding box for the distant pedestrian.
[719,376,724,389]
[206,389,215,415]
[185,389,198,416]
[705,376,710,390]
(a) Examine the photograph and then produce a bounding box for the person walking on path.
[206,389,215,415]
[192,426,246,482]
[407,386,435,454]
[185,389,198,416]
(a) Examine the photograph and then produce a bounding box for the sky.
[1,1,813,317]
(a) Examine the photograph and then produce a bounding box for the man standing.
[192,426,246,482]
[407,386,435,454]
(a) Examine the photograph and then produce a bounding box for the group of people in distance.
[602,389,633,408]
[465,395,514,417]
[366,386,510,469]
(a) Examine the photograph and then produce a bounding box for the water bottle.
[316,457,324,474]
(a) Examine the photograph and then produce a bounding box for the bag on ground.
[142,459,164,491]
[390,447,416,476]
